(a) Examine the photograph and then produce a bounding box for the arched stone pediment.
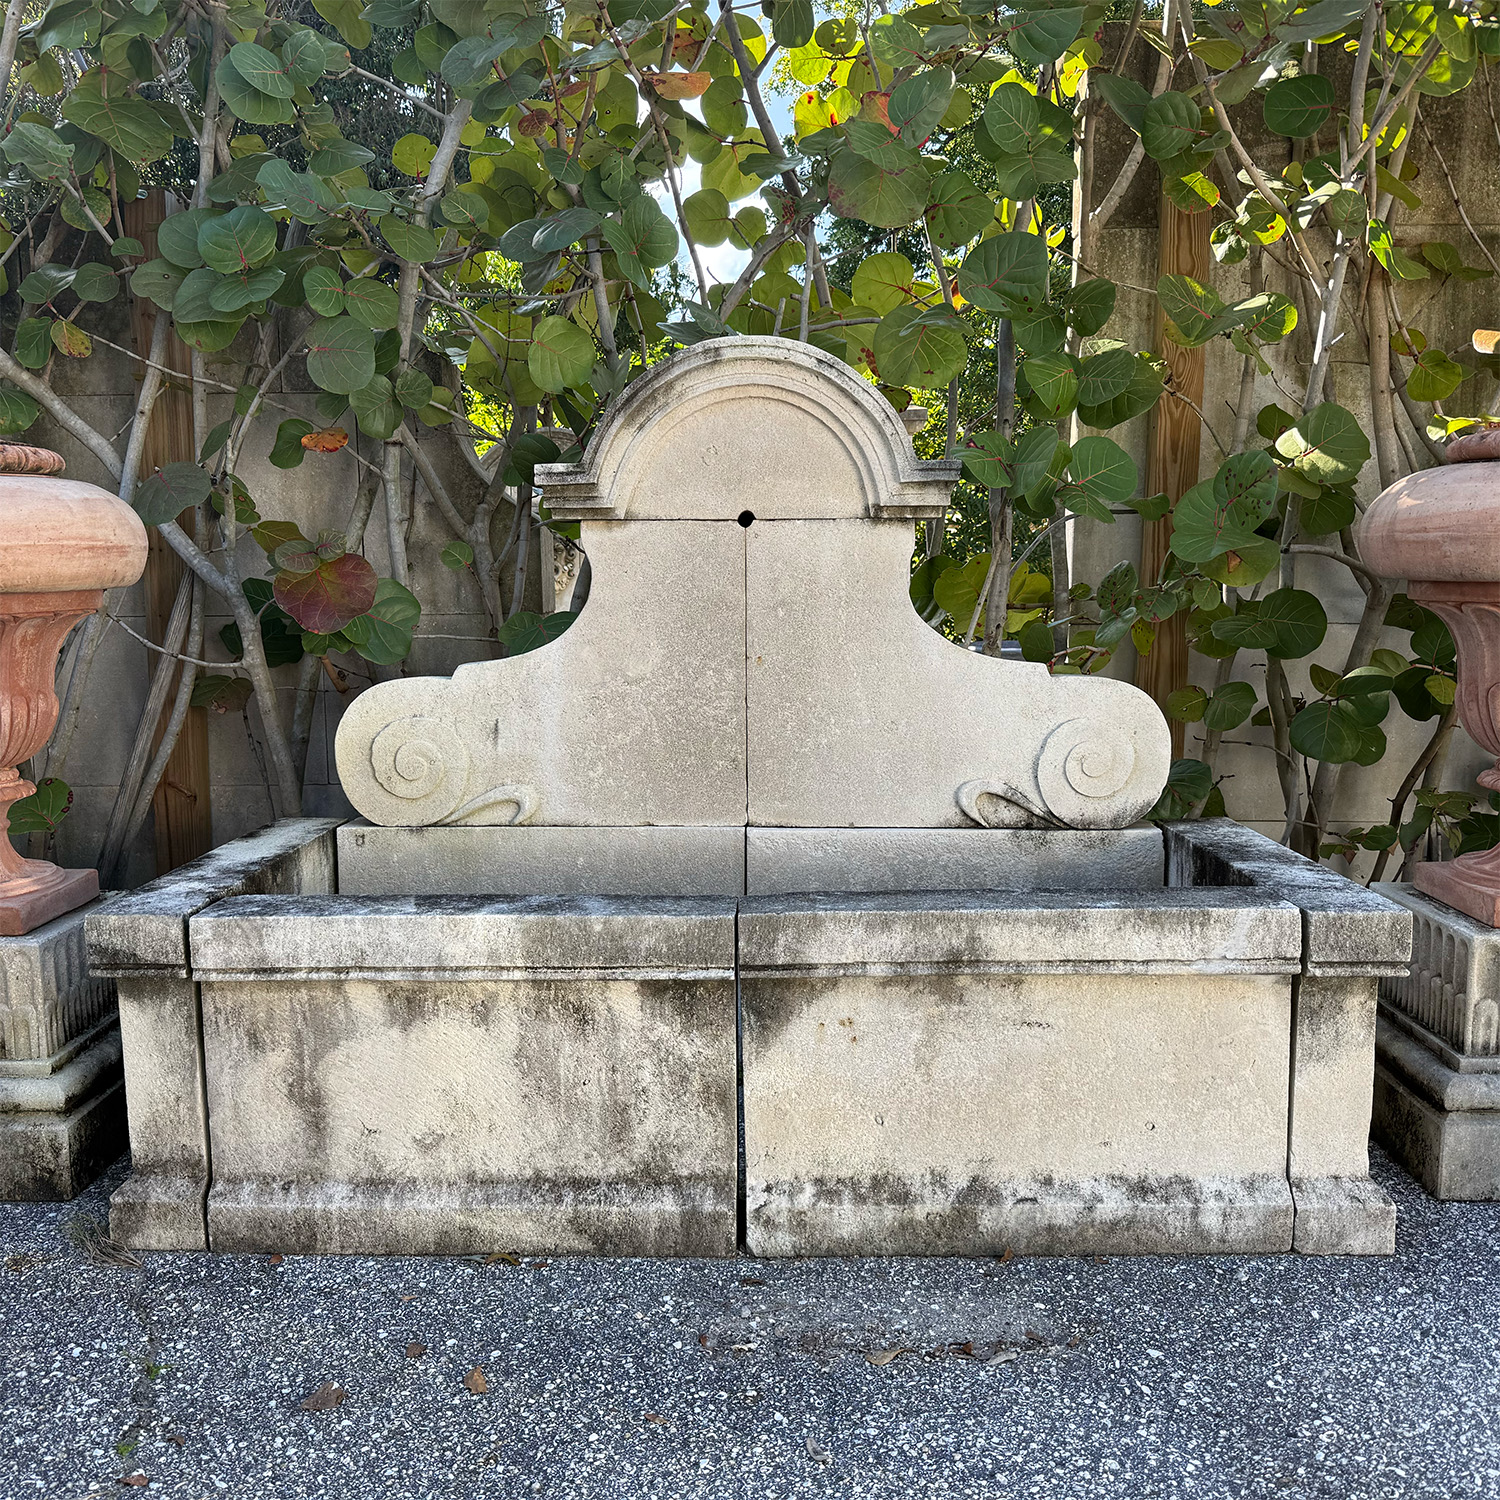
[334,339,1170,835]
[537,337,958,522]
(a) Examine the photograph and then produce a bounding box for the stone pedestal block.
[1372,883,1500,1199]
[0,901,123,1200]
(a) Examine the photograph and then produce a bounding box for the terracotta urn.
[1360,433,1500,926]
[0,445,147,935]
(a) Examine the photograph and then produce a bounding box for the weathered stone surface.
[742,959,1296,1256]
[334,340,1170,835]
[1375,1018,1500,1199]
[192,894,738,1255]
[1375,882,1500,1065]
[1288,976,1381,1181]
[738,888,1302,973]
[0,1021,124,1201]
[1367,886,1500,1200]
[1290,1177,1396,1256]
[87,818,340,976]
[85,819,339,1250]
[0,901,123,1200]
[338,823,1171,899]
[745,518,1170,829]
[746,826,1165,895]
[0,899,113,1061]
[334,520,749,830]
[337,821,747,897]
[1163,820,1412,976]
[189,893,736,977]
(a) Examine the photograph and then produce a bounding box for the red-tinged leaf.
[274,553,377,634]
[861,90,893,129]
[646,70,711,99]
[301,427,349,452]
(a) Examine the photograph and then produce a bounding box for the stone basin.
[86,342,1411,1259]
[85,816,1407,1259]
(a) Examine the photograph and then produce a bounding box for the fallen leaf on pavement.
[644,1413,667,1424]
[117,1476,149,1489]
[484,1251,520,1267]
[985,1350,1019,1367]
[998,1246,1014,1265]
[268,1254,283,1266]
[298,1381,346,1412]
[806,1435,831,1466]
[464,1366,488,1394]
[740,1276,765,1286]
[164,1435,185,1448]
[405,1342,426,1359]
[865,1348,905,1366]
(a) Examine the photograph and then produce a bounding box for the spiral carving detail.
[368,716,469,823]
[1035,718,1137,828]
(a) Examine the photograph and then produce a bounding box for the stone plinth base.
[337,821,1167,898]
[1372,884,1500,1199]
[0,1021,124,1200]
[0,901,121,1200]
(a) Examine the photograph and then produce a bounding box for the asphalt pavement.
[2,1148,1496,1500]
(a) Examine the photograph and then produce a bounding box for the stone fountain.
[88,341,1408,1256]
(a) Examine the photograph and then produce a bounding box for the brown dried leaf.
[484,1251,520,1267]
[864,1348,904,1366]
[997,1246,1014,1265]
[300,427,349,453]
[268,1253,283,1266]
[464,1366,488,1394]
[646,70,710,100]
[1474,329,1500,355]
[644,1412,668,1424]
[298,1381,347,1412]
[405,1342,426,1359]
[118,1476,150,1489]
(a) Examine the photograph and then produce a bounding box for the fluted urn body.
[1360,440,1500,926]
[0,446,147,934]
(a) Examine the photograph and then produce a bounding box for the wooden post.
[122,190,213,873]
[1137,192,1211,758]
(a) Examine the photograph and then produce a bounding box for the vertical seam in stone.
[1286,971,1304,1253]
[734,903,747,1255]
[188,900,214,1248]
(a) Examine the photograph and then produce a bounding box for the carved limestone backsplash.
[335,339,1170,832]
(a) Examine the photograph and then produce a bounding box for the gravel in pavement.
[1,1147,1496,1500]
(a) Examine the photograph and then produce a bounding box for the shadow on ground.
[0,1147,1494,1500]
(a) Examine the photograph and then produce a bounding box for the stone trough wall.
[85,815,1410,1259]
